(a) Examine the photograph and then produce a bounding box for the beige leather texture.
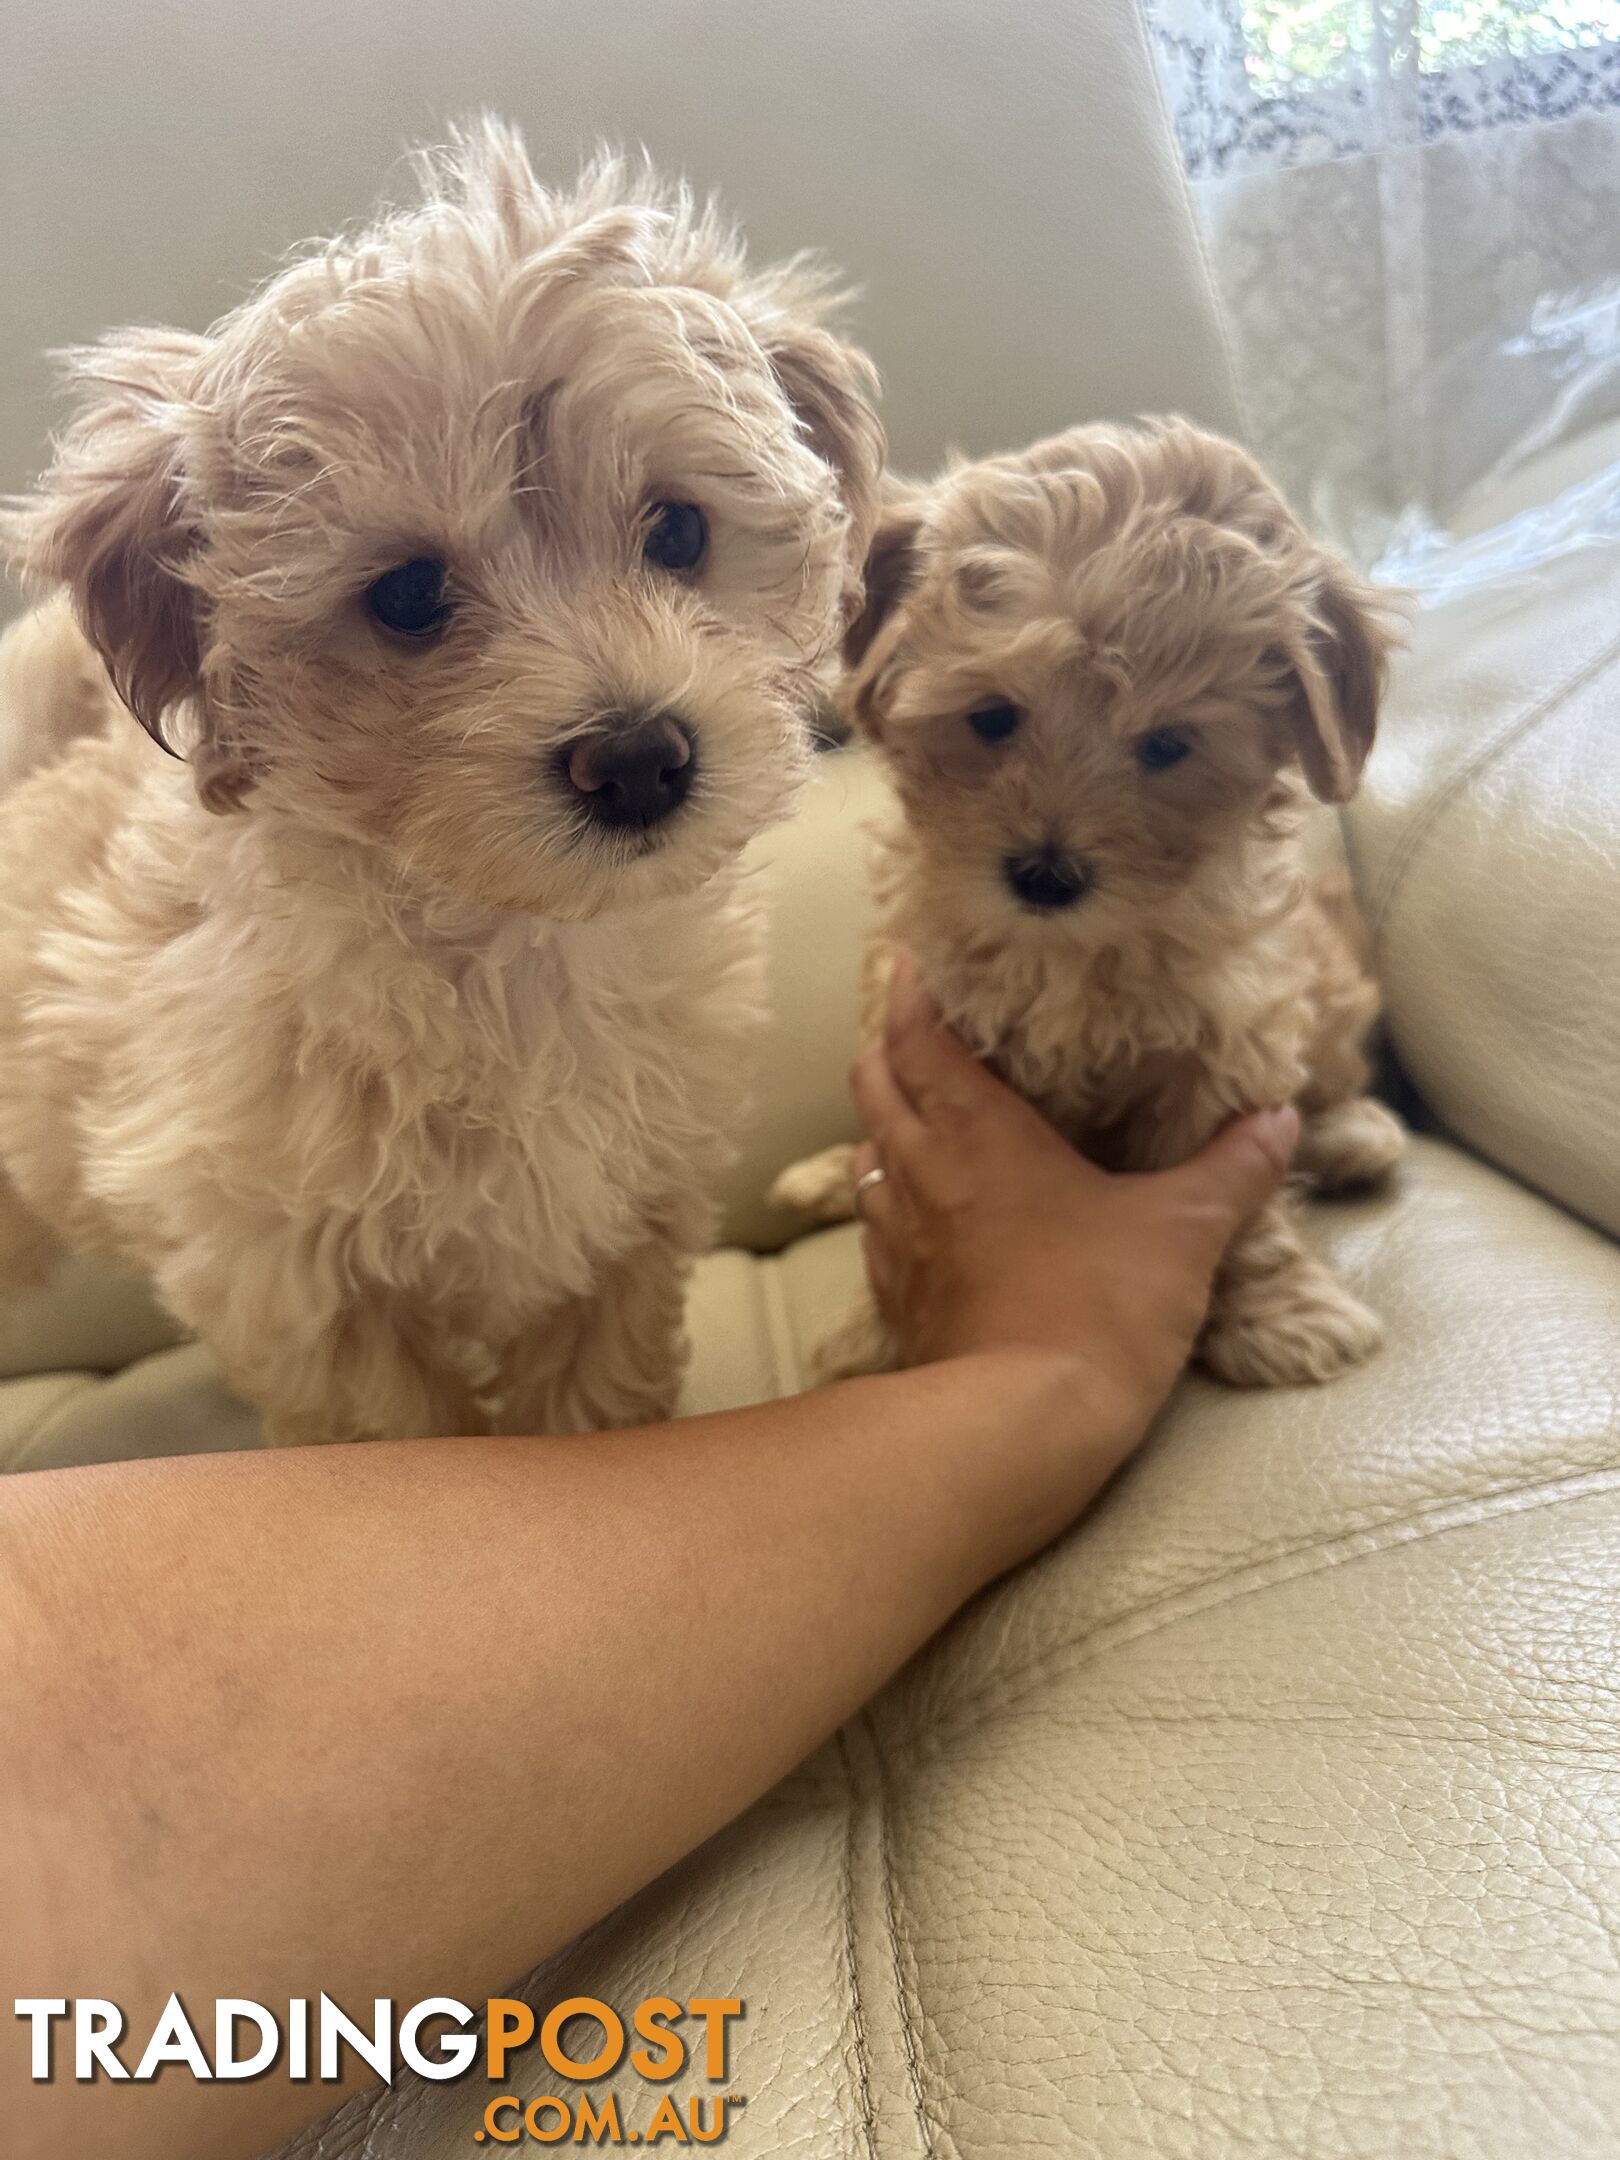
[713,750,889,1253]
[1348,517,1620,1241]
[276,1135,1620,2159]
[0,0,1239,582]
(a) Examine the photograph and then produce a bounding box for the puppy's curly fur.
[0,121,882,1446]
[774,419,1407,1388]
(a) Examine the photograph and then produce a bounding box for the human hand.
[850,953,1298,1459]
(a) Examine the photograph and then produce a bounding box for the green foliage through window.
[1241,0,1619,92]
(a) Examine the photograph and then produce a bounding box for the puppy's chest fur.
[879,832,1327,1172]
[946,946,1309,1168]
[236,893,754,1340]
[267,883,760,1325]
[5,753,759,1340]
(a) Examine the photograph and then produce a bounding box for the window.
[1151,0,1620,177]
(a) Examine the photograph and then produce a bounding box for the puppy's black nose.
[565,713,694,830]
[1004,846,1092,912]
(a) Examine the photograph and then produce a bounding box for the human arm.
[0,965,1295,2160]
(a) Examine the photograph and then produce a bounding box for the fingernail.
[1252,1103,1301,1169]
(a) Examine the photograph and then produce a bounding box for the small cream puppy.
[775,420,1406,1388]
[0,122,881,1446]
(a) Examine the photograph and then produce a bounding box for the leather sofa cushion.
[710,747,887,1254]
[274,1132,1620,2158]
[0,1221,864,1470]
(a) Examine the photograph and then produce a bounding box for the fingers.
[1204,1103,1302,1192]
[849,1135,902,1237]
[881,951,1013,1125]
[1158,1105,1300,1258]
[850,1035,924,1167]
[859,1218,899,1317]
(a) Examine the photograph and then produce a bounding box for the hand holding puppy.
[850,952,1299,1443]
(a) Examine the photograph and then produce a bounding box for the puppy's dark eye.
[643,501,708,573]
[967,702,1022,744]
[1136,726,1193,771]
[366,558,450,639]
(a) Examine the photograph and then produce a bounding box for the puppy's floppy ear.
[845,486,924,666]
[6,328,244,804]
[843,487,926,740]
[733,275,885,588]
[1280,560,1403,803]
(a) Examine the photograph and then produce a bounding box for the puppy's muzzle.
[1003,846,1093,913]
[564,712,695,831]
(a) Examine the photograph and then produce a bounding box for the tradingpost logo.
[16,1992,746,2146]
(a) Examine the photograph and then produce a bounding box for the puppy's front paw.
[770,1143,862,1224]
[805,1296,897,1387]
[1200,1274,1383,1388]
[1299,1097,1406,1193]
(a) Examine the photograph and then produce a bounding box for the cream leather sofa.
[6,5,1620,2156]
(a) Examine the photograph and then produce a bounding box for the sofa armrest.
[1347,508,1620,1241]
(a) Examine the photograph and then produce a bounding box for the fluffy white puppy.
[0,122,881,1446]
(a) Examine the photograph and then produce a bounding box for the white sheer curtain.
[1149,1,1620,585]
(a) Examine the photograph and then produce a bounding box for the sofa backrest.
[1,0,1240,540]
[714,749,890,1253]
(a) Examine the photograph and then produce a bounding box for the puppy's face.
[848,423,1398,948]
[11,125,882,919]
